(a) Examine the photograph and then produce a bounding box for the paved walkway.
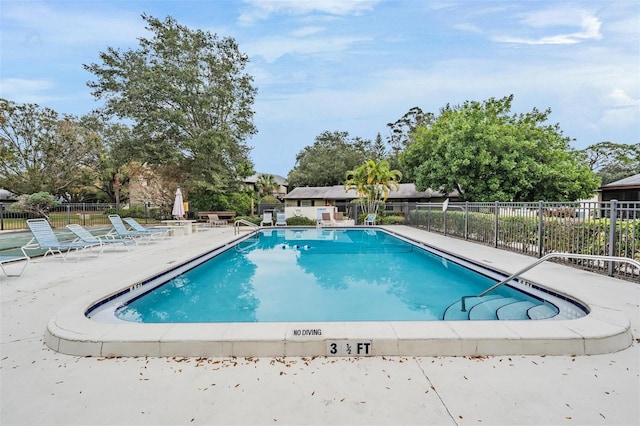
[1,226,638,425]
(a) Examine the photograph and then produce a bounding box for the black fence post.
[493,201,499,248]
[608,200,617,277]
[443,207,448,236]
[464,201,469,240]
[537,201,544,257]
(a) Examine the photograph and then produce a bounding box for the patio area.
[1,225,638,425]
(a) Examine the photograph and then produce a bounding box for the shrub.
[10,192,61,222]
[235,215,261,225]
[286,216,316,226]
[260,195,281,204]
[104,206,147,218]
[228,192,253,216]
[381,215,405,225]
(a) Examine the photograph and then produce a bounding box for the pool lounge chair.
[0,254,29,277]
[123,217,171,239]
[321,212,333,225]
[364,213,376,225]
[334,211,352,226]
[22,219,101,262]
[107,215,156,244]
[261,212,272,226]
[207,214,227,227]
[66,224,134,252]
[275,212,287,226]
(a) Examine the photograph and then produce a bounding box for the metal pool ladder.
[234,219,259,235]
[460,252,640,312]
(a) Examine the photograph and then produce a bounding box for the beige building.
[283,183,459,222]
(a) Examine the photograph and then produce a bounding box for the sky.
[1,0,639,178]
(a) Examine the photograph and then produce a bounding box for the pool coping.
[44,226,633,357]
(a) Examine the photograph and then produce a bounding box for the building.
[0,189,17,202]
[284,183,458,207]
[283,183,459,222]
[244,173,288,200]
[599,173,640,202]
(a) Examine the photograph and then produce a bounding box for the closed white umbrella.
[172,188,185,219]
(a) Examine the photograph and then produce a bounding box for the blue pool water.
[107,229,575,323]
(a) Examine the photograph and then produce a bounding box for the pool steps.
[443,296,559,321]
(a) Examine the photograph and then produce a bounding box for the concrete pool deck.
[1,225,638,424]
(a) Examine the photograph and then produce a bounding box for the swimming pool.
[46,226,631,358]
[89,228,584,324]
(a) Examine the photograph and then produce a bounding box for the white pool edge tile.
[42,227,634,358]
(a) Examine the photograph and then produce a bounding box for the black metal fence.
[2,199,638,281]
[0,202,165,231]
[404,200,639,282]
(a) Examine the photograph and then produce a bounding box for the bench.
[196,211,236,223]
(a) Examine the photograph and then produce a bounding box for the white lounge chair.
[106,215,156,244]
[66,224,134,252]
[123,217,171,239]
[275,212,287,226]
[22,219,101,262]
[364,213,377,225]
[0,254,29,277]
[261,212,273,226]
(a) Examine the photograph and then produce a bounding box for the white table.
[160,220,198,236]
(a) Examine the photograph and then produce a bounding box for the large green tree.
[582,141,640,185]
[0,99,103,200]
[287,131,374,188]
[84,14,257,195]
[78,114,135,203]
[400,95,599,202]
[386,106,434,175]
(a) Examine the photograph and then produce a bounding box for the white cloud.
[2,2,143,49]
[0,77,94,111]
[493,8,602,45]
[245,35,370,62]
[452,23,483,34]
[291,26,326,37]
[0,78,55,103]
[238,0,380,25]
[604,89,640,108]
[599,89,640,129]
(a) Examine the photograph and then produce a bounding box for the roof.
[0,189,17,201]
[601,173,640,190]
[244,173,288,186]
[285,183,458,200]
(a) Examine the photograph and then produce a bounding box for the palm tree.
[256,174,279,197]
[344,160,402,215]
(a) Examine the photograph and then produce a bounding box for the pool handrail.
[460,252,640,312]
[234,219,259,235]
